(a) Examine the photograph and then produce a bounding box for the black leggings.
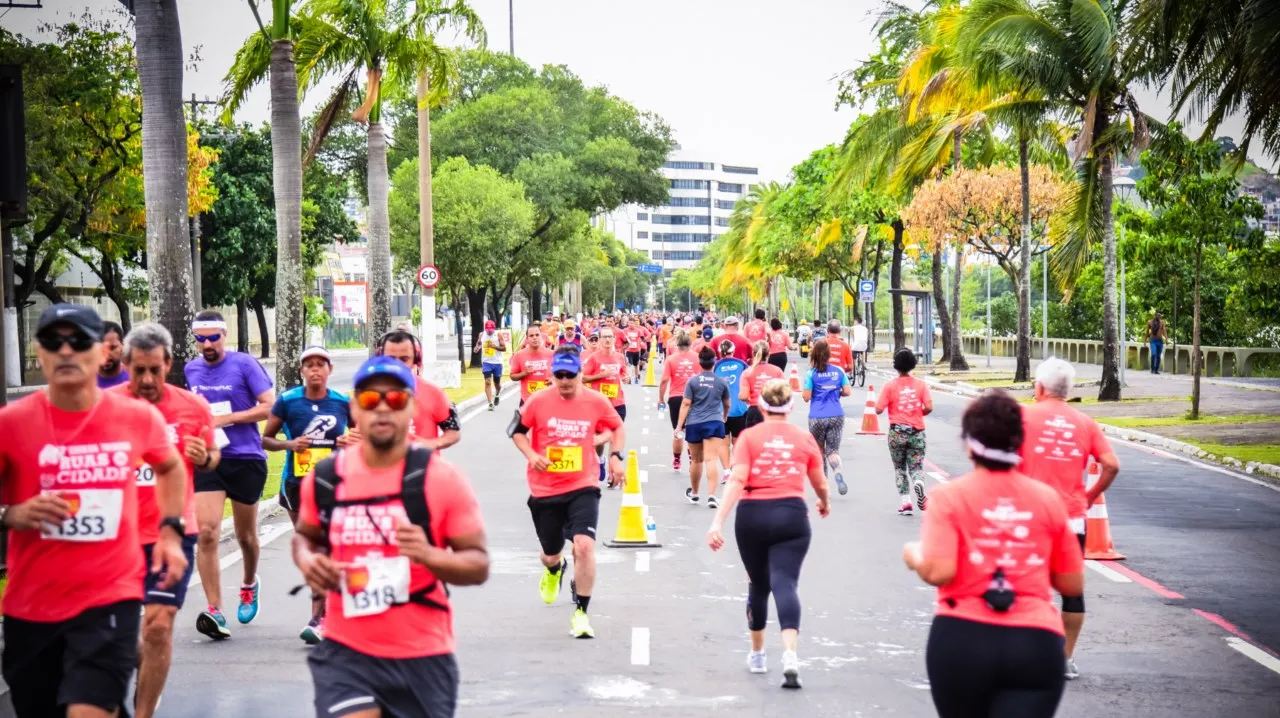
[926,615,1066,718]
[767,353,788,370]
[734,497,811,632]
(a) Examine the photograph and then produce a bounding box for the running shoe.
[781,650,802,689]
[539,558,567,604]
[748,651,768,674]
[237,577,260,624]
[706,495,719,509]
[835,472,848,496]
[686,487,699,504]
[913,479,928,512]
[487,400,495,412]
[570,608,595,638]
[599,462,606,483]
[1065,657,1080,680]
[721,469,731,485]
[898,502,914,516]
[299,617,324,646]
[494,394,500,408]
[196,606,231,640]
[673,455,681,471]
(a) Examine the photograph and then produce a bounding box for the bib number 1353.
[342,555,411,618]
[42,489,124,542]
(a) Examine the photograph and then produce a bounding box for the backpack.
[313,446,449,611]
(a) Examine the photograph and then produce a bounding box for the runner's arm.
[261,415,293,452]
[420,530,489,586]
[217,388,274,428]
[1085,451,1120,505]
[419,404,461,451]
[152,451,186,521]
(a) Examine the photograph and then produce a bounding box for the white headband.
[192,320,228,331]
[758,395,795,414]
[966,437,1022,466]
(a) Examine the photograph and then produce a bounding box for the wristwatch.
[610,451,625,462]
[159,516,186,538]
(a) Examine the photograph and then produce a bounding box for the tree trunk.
[134,0,194,387]
[365,121,392,353]
[270,37,304,390]
[1015,137,1033,383]
[953,127,963,171]
[466,286,486,369]
[891,221,905,352]
[236,298,250,353]
[1191,244,1202,419]
[453,290,466,374]
[418,72,436,364]
[932,246,952,363]
[253,300,271,358]
[1097,123,1122,400]
[949,247,969,371]
[530,281,543,319]
[869,240,884,352]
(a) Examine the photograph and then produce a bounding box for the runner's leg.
[887,428,911,497]
[688,441,704,496]
[702,436,724,502]
[231,499,261,588]
[136,604,178,718]
[195,491,226,609]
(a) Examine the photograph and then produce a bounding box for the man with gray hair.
[1018,356,1120,681]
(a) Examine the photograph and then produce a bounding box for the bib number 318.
[342,555,411,618]
[42,489,123,542]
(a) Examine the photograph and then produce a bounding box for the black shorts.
[279,479,302,512]
[196,456,268,505]
[143,534,198,607]
[615,404,627,422]
[309,639,458,718]
[2,599,141,716]
[767,353,788,371]
[528,487,601,556]
[726,414,747,439]
[667,397,683,429]
[744,406,765,429]
[626,351,643,366]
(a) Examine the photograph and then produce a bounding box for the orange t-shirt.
[509,347,554,401]
[0,390,174,621]
[744,320,769,344]
[920,469,1084,634]
[411,376,453,442]
[110,384,211,542]
[826,335,854,371]
[876,375,931,431]
[741,363,785,405]
[298,448,484,659]
[1019,399,1113,520]
[767,329,790,355]
[582,351,627,407]
[662,350,701,399]
[730,421,823,501]
[518,389,623,498]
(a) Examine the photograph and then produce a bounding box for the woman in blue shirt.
[802,338,852,496]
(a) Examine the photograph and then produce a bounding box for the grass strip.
[1098,414,1278,429]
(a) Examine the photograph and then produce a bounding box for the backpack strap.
[313,452,345,549]
[398,446,450,611]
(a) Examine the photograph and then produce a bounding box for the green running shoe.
[570,608,595,639]
[539,558,567,604]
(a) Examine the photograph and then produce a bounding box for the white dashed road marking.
[631,627,651,666]
[1085,560,1132,583]
[635,552,650,572]
[1226,637,1280,676]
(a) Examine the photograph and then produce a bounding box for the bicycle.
[853,350,867,387]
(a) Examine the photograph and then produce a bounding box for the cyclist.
[850,315,870,384]
[802,338,851,496]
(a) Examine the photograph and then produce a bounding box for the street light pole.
[986,262,991,367]
[508,0,515,54]
[1042,245,1048,360]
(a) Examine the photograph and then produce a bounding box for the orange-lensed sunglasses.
[354,389,411,411]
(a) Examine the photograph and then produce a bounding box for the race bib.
[341,555,411,619]
[136,463,157,487]
[599,383,619,398]
[526,380,547,394]
[293,447,332,477]
[1068,517,1086,535]
[42,489,123,542]
[209,401,232,449]
[484,346,496,358]
[546,446,583,473]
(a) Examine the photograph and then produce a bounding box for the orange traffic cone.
[857,385,884,435]
[1084,461,1124,560]
[789,365,801,391]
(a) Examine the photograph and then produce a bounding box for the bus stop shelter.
[889,288,934,365]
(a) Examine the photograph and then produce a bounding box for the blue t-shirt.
[713,358,749,418]
[271,387,350,483]
[185,351,275,459]
[804,365,849,419]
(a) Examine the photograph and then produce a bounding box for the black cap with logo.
[35,303,104,342]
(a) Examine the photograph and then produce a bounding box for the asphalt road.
[7,354,1277,717]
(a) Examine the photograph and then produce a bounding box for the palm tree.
[134,0,195,384]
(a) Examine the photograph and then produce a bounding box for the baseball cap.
[701,326,714,340]
[299,346,331,364]
[551,350,583,375]
[353,356,416,394]
[484,319,496,331]
[724,315,740,326]
[35,303,104,342]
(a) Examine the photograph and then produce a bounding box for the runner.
[657,319,672,360]
[824,320,854,373]
[741,341,785,429]
[558,321,583,351]
[97,320,129,389]
[876,349,933,515]
[620,316,646,385]
[378,330,462,449]
[719,316,754,362]
[113,323,214,718]
[903,390,1084,717]
[708,379,830,689]
[1018,357,1120,680]
[766,318,790,371]
[510,347,626,638]
[713,339,750,484]
[0,304,188,717]
[674,346,729,507]
[293,356,490,717]
[510,323,555,406]
[473,319,507,411]
[186,309,275,639]
[262,345,352,645]
[658,330,700,470]
[802,338,852,496]
[582,328,629,484]
[744,308,770,344]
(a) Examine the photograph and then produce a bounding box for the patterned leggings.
[887,425,926,496]
[807,417,845,475]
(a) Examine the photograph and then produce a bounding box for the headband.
[966,437,1022,466]
[192,320,228,331]
[758,395,795,414]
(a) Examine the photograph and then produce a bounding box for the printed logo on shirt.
[333,503,407,546]
[39,442,137,488]
[545,416,592,440]
[301,415,339,439]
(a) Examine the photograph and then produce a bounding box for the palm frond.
[1052,156,1105,288]
[220,24,275,119]
[302,69,357,169]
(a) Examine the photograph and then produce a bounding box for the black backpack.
[313,446,449,611]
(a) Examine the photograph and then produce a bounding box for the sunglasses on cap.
[37,332,95,353]
[194,333,224,343]
[553,371,579,380]
[354,388,412,411]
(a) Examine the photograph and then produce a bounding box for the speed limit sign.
[416,263,441,289]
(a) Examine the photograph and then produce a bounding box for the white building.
[605,152,761,272]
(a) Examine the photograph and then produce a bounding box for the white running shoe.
[747,651,768,674]
[685,487,699,504]
[1065,657,1080,680]
[781,650,801,689]
[913,479,928,512]
[706,495,719,509]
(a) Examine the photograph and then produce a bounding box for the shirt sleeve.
[429,460,485,541]
[509,352,524,375]
[803,433,824,473]
[876,381,892,413]
[731,434,752,468]
[139,403,178,467]
[802,370,814,391]
[270,396,287,420]
[920,487,959,562]
[1088,418,1113,459]
[683,380,695,400]
[429,384,451,426]
[838,368,849,387]
[246,356,274,397]
[518,394,537,428]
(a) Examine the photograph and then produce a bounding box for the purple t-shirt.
[97,370,130,389]
[184,350,273,460]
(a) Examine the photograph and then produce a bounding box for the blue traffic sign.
[858,279,876,302]
[635,263,664,275]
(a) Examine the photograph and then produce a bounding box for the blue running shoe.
[196,606,231,640]
[237,576,260,624]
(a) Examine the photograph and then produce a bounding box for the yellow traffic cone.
[643,345,658,386]
[606,450,662,548]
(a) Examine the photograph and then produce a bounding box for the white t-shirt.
[851,324,869,352]
[479,331,505,366]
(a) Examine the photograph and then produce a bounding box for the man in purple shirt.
[96,320,130,388]
[183,309,275,640]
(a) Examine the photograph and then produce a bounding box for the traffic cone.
[605,450,662,548]
[1084,461,1124,560]
[789,365,801,391]
[644,346,658,387]
[856,385,884,435]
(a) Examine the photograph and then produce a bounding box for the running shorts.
[527,487,602,556]
[279,479,302,513]
[684,420,726,444]
[482,363,503,380]
[625,351,643,366]
[309,639,458,718]
[725,414,747,439]
[195,457,268,505]
[744,406,765,429]
[142,534,198,607]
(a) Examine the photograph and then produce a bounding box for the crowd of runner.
[0,302,1118,718]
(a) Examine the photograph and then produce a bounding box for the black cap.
[35,304,104,341]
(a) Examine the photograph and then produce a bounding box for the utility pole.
[508,0,515,54]
[186,93,218,309]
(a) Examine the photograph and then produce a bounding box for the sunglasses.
[194,333,224,344]
[553,371,579,380]
[354,389,412,411]
[37,333,95,353]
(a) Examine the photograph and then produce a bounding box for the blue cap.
[701,326,714,340]
[353,356,417,394]
[551,351,582,375]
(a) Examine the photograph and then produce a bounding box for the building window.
[715,217,729,227]
[652,214,710,225]
[651,232,713,243]
[717,182,744,193]
[721,165,759,175]
[715,199,737,210]
[636,212,649,221]
[654,250,704,261]
[637,231,649,239]
[664,161,714,170]
[666,197,710,208]
[670,179,709,190]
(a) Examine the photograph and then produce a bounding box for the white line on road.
[640,446,648,455]
[635,552,650,572]
[642,427,650,435]
[927,471,949,484]
[1085,560,1132,583]
[631,627,651,665]
[1226,637,1280,676]
[639,470,649,484]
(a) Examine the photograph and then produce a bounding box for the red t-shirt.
[0,390,174,621]
[720,332,754,363]
[509,347,554,401]
[767,330,790,355]
[662,350,701,399]
[741,363,785,405]
[744,320,769,344]
[110,384,211,543]
[1019,399,1113,520]
[920,469,1084,634]
[730,421,823,501]
[411,376,453,442]
[518,389,623,498]
[826,335,854,371]
[876,375,931,431]
[582,351,627,407]
[623,327,645,353]
[298,447,484,659]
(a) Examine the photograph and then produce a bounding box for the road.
[14,353,1279,717]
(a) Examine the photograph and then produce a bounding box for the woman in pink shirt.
[876,349,933,516]
[707,380,830,689]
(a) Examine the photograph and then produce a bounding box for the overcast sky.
[3,0,1272,180]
